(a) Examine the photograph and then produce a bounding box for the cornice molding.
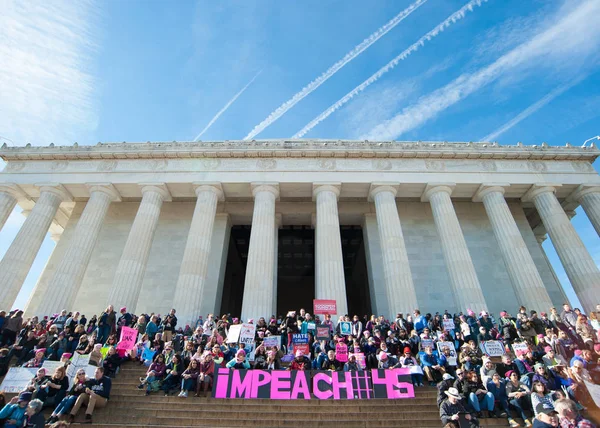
[1,140,597,162]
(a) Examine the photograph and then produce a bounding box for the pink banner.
[117,326,137,351]
[313,299,337,315]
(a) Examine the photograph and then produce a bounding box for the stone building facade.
[0,140,599,326]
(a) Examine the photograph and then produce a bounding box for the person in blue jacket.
[0,391,32,428]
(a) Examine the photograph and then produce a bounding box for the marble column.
[523,185,600,313]
[570,185,600,237]
[474,185,553,309]
[171,183,223,326]
[369,183,417,315]
[0,185,23,232]
[107,183,171,312]
[422,184,487,313]
[241,183,279,322]
[37,184,121,314]
[0,184,72,309]
[313,183,348,317]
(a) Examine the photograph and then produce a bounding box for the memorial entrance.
[220,225,370,318]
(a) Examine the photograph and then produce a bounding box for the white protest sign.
[262,336,281,348]
[410,366,424,375]
[226,325,242,343]
[584,380,600,408]
[511,342,529,355]
[420,338,434,351]
[0,367,37,393]
[443,319,455,331]
[307,322,316,331]
[480,340,506,357]
[436,341,458,366]
[239,323,256,345]
[42,360,65,373]
[66,354,96,386]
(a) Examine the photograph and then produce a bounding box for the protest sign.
[420,338,434,351]
[212,368,414,400]
[292,335,310,357]
[262,336,281,348]
[339,322,351,336]
[0,367,37,393]
[442,319,455,331]
[226,325,242,343]
[307,322,316,331]
[335,342,348,363]
[349,352,366,369]
[409,366,423,375]
[313,299,337,315]
[42,360,64,374]
[316,325,330,341]
[511,342,529,355]
[480,340,506,357]
[239,323,256,345]
[436,341,457,366]
[584,380,600,408]
[142,348,156,362]
[100,346,111,359]
[117,326,137,351]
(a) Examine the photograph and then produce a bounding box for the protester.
[69,367,111,424]
[0,391,32,428]
[440,387,480,427]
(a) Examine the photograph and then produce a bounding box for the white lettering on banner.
[0,367,37,393]
[315,304,336,311]
[480,340,505,357]
[436,341,457,366]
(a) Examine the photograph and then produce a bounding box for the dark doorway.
[220,225,371,319]
[277,226,315,316]
[340,226,371,318]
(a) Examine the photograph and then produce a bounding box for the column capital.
[35,183,73,202]
[568,184,600,203]
[193,182,224,201]
[139,183,172,202]
[251,182,279,200]
[521,183,562,202]
[368,182,399,202]
[85,183,122,202]
[421,183,456,202]
[472,183,510,203]
[312,182,341,201]
[0,183,30,201]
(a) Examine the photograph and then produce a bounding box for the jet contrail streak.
[480,77,585,142]
[194,70,262,141]
[292,0,488,139]
[243,0,429,140]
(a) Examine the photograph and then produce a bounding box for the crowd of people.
[0,301,598,427]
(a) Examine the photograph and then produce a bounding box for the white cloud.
[363,0,600,140]
[0,0,100,146]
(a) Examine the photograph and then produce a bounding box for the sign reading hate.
[212,368,414,400]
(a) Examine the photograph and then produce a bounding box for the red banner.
[313,299,337,315]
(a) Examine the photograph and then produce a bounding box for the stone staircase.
[74,363,525,428]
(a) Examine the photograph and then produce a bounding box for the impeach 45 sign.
[212,368,415,400]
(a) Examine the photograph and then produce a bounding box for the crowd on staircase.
[0,302,598,427]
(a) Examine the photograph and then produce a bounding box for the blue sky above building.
[1,0,599,311]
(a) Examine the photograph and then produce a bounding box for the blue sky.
[1,0,599,311]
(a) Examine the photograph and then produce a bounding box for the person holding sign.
[226,349,250,369]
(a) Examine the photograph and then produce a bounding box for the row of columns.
[0,182,599,322]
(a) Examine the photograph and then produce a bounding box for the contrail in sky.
[243,0,429,140]
[480,77,586,142]
[194,70,262,141]
[362,0,600,141]
[292,0,488,139]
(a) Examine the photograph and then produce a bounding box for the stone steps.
[74,363,514,427]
